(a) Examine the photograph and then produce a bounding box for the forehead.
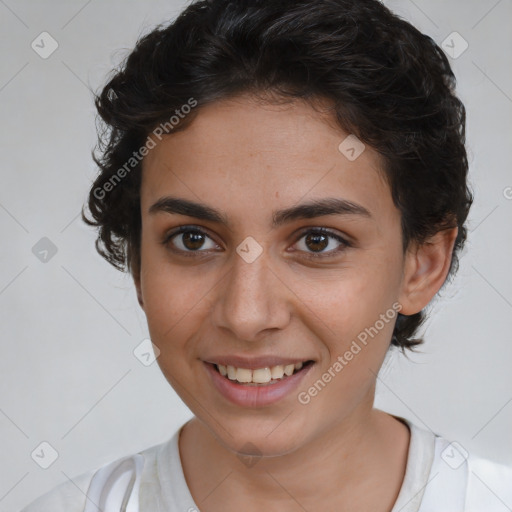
[140,95,395,226]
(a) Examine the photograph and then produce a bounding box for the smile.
[204,360,315,407]
[214,361,312,385]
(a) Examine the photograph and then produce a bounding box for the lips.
[214,360,313,384]
[203,359,315,407]
[204,355,314,369]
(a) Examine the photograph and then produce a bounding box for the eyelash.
[162,225,351,259]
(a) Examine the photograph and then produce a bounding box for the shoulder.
[394,417,512,512]
[465,451,512,511]
[423,434,512,511]
[18,439,168,512]
[19,468,97,512]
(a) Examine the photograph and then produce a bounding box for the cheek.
[295,275,398,406]
[288,257,401,375]
[142,270,203,340]
[139,247,226,359]
[140,269,207,384]
[293,263,399,335]
[139,239,195,340]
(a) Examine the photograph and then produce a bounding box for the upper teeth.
[216,362,305,384]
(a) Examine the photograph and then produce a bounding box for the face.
[135,94,423,456]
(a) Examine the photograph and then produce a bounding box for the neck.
[179,403,410,511]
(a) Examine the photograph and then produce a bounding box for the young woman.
[21,0,512,510]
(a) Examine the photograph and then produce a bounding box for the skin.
[134,93,458,512]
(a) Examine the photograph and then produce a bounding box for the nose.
[212,243,291,342]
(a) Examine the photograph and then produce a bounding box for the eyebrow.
[148,195,372,228]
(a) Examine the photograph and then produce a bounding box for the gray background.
[1,0,511,509]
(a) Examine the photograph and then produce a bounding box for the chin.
[207,415,310,458]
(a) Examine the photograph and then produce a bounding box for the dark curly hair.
[82,0,473,352]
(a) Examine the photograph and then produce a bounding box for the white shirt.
[20,415,512,511]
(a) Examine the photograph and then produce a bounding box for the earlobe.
[133,272,144,310]
[398,227,458,315]
[136,287,144,310]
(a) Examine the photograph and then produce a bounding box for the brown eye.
[294,228,350,258]
[163,227,219,254]
[181,231,206,250]
[304,232,329,252]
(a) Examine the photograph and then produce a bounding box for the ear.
[132,269,145,310]
[398,227,458,315]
